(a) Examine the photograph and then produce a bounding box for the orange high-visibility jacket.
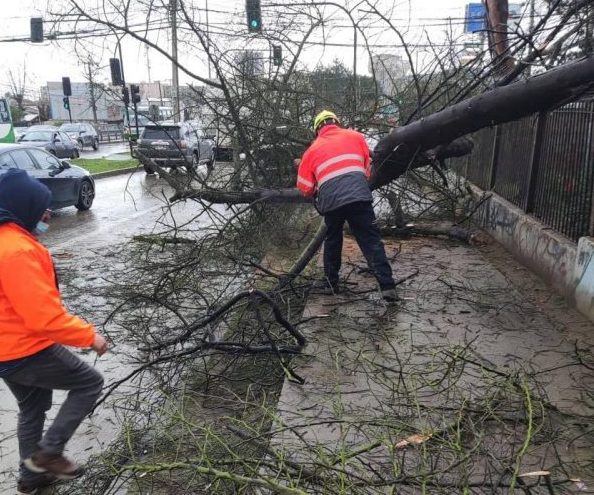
[296,125,371,197]
[0,223,95,361]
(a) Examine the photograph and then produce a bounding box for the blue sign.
[465,3,486,33]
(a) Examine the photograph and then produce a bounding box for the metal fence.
[456,100,594,241]
[96,122,124,142]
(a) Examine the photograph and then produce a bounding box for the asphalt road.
[0,170,223,494]
[79,141,130,160]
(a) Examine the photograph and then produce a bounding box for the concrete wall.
[466,183,594,322]
[574,237,594,318]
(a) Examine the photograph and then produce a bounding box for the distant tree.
[545,0,594,62]
[82,58,107,122]
[308,59,378,126]
[6,65,28,114]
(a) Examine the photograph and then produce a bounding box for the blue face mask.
[33,221,49,236]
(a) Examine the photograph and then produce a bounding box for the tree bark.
[370,56,594,189]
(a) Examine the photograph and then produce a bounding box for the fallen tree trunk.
[170,187,310,205]
[138,141,473,205]
[371,56,594,188]
[379,223,490,245]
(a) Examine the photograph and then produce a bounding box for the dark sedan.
[18,129,80,159]
[60,123,99,150]
[0,144,95,210]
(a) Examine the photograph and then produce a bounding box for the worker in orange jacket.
[0,169,107,494]
[296,111,397,301]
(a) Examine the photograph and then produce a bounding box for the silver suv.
[60,122,99,150]
[137,121,215,174]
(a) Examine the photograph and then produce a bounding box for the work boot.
[24,451,85,480]
[16,473,58,495]
[381,288,399,302]
[311,280,340,295]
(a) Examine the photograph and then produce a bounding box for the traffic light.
[62,77,72,96]
[122,86,130,106]
[272,45,282,66]
[109,58,123,86]
[130,84,141,104]
[246,0,261,32]
[62,97,70,110]
[30,17,43,43]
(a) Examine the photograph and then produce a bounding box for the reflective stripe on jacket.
[297,125,371,196]
[0,223,95,361]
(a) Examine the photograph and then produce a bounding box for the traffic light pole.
[63,96,72,123]
[115,39,133,155]
[133,100,139,139]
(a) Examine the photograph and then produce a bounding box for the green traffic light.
[251,20,259,28]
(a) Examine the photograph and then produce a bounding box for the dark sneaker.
[17,473,58,494]
[24,451,85,480]
[381,288,399,302]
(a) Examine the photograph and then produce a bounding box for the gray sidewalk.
[271,234,594,493]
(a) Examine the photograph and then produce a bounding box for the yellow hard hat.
[313,110,339,133]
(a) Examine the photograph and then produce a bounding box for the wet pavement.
[1,173,593,493]
[0,171,216,494]
[273,236,594,493]
[79,142,130,160]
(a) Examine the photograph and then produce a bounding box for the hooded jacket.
[0,170,95,367]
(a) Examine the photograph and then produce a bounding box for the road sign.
[465,3,486,33]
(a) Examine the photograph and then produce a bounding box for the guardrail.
[97,123,124,143]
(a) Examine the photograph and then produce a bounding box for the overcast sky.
[0,0,481,98]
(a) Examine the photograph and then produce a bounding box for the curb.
[92,166,141,179]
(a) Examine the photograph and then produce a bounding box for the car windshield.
[61,124,82,132]
[21,131,53,142]
[142,127,180,139]
[29,125,55,131]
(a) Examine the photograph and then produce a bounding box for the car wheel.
[75,180,94,210]
[191,152,199,169]
[92,139,99,151]
[72,149,80,159]
[206,151,215,170]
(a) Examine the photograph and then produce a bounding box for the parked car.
[0,144,95,210]
[18,129,80,159]
[136,121,215,174]
[27,124,58,132]
[13,127,28,140]
[59,122,99,150]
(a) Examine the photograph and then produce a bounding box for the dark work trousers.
[2,344,104,482]
[323,201,395,290]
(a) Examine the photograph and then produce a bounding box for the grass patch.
[72,158,139,174]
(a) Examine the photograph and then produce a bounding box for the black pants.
[323,201,395,290]
[3,345,104,482]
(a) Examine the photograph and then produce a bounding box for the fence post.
[524,112,547,213]
[488,125,501,190]
[587,102,594,236]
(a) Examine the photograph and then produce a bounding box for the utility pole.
[528,0,535,76]
[206,0,212,80]
[146,45,152,83]
[171,0,180,123]
[352,19,358,127]
[86,61,99,122]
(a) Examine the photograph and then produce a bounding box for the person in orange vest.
[0,169,107,494]
[296,110,397,301]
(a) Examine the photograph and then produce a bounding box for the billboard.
[465,3,486,33]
